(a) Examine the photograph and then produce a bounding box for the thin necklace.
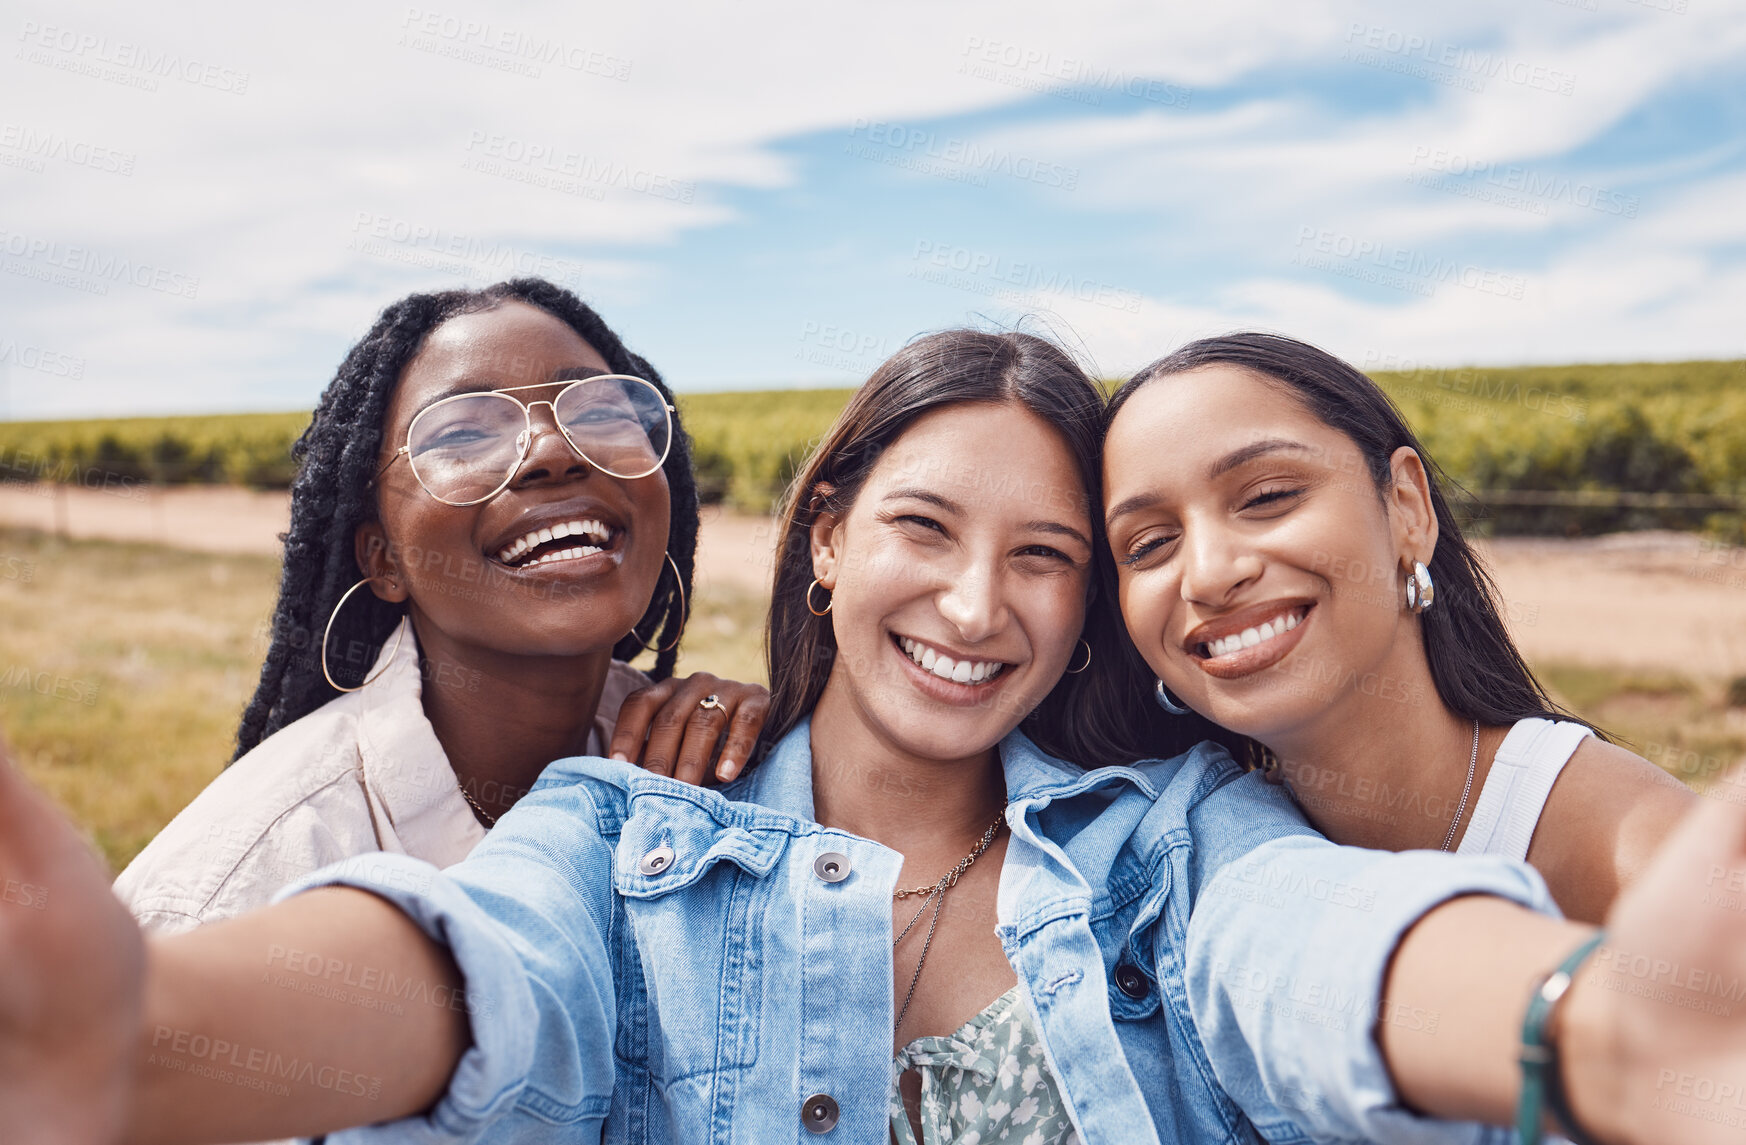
[458,780,498,828]
[892,808,1007,1037]
[1440,720,1481,852]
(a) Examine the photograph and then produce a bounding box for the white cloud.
[0,0,1740,416]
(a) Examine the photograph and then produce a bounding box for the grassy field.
[2,523,1740,875]
[0,525,767,873]
[3,356,1744,526]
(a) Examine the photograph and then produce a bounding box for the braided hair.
[232,278,698,761]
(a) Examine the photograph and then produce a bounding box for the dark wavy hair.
[761,328,1143,768]
[1100,331,1598,769]
[232,278,697,761]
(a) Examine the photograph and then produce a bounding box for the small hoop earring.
[1405,560,1435,615]
[1154,678,1191,716]
[322,578,407,693]
[1065,638,1092,675]
[633,552,688,653]
[805,577,833,617]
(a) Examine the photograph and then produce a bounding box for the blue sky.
[2,0,1743,417]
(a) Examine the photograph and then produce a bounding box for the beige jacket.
[115,617,648,934]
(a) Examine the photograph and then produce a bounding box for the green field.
[3,357,1743,528]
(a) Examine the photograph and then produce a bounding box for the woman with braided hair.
[114,277,769,934]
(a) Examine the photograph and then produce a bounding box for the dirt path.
[5,484,1743,678]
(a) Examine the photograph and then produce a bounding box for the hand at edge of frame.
[0,733,144,1144]
[1561,760,1746,1145]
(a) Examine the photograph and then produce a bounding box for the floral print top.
[890,986,1078,1145]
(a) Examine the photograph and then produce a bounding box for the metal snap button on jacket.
[812,851,851,883]
[801,1092,840,1133]
[638,845,674,876]
[1115,963,1149,999]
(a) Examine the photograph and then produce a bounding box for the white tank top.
[1456,718,1592,862]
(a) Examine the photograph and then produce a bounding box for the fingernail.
[716,759,736,781]
[611,752,629,763]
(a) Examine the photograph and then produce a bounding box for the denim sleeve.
[1180,770,1558,1145]
[275,785,620,1144]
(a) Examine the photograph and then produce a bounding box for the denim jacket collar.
[736,717,1161,826]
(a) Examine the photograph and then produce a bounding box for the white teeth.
[897,636,1004,685]
[518,545,603,569]
[1206,610,1303,659]
[497,518,614,566]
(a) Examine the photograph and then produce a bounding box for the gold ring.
[698,694,723,711]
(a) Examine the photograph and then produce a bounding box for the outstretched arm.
[1,736,619,1145]
[129,887,467,1145]
[0,736,466,1144]
[1185,759,1746,1145]
[1382,774,1746,1141]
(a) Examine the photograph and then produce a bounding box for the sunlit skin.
[803,402,1093,1131]
[1103,364,1694,923]
[356,301,672,822]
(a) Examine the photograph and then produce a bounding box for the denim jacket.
[291,720,1554,1145]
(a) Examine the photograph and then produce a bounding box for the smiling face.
[360,300,671,660]
[1102,364,1437,746]
[811,402,1094,764]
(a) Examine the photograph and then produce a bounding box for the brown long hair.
[1100,331,1599,769]
[759,329,1142,768]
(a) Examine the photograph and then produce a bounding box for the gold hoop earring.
[322,578,407,693]
[805,577,833,617]
[1065,638,1092,674]
[632,552,687,653]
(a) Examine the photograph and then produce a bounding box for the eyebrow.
[1208,438,1311,479]
[1104,438,1312,529]
[884,487,1092,549]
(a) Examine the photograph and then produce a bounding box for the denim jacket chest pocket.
[611,794,788,1084]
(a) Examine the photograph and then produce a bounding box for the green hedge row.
[1,358,1742,534]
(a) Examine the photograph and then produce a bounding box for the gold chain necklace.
[892,808,1007,1036]
[458,780,498,827]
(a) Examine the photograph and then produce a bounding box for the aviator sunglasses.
[375,373,675,506]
